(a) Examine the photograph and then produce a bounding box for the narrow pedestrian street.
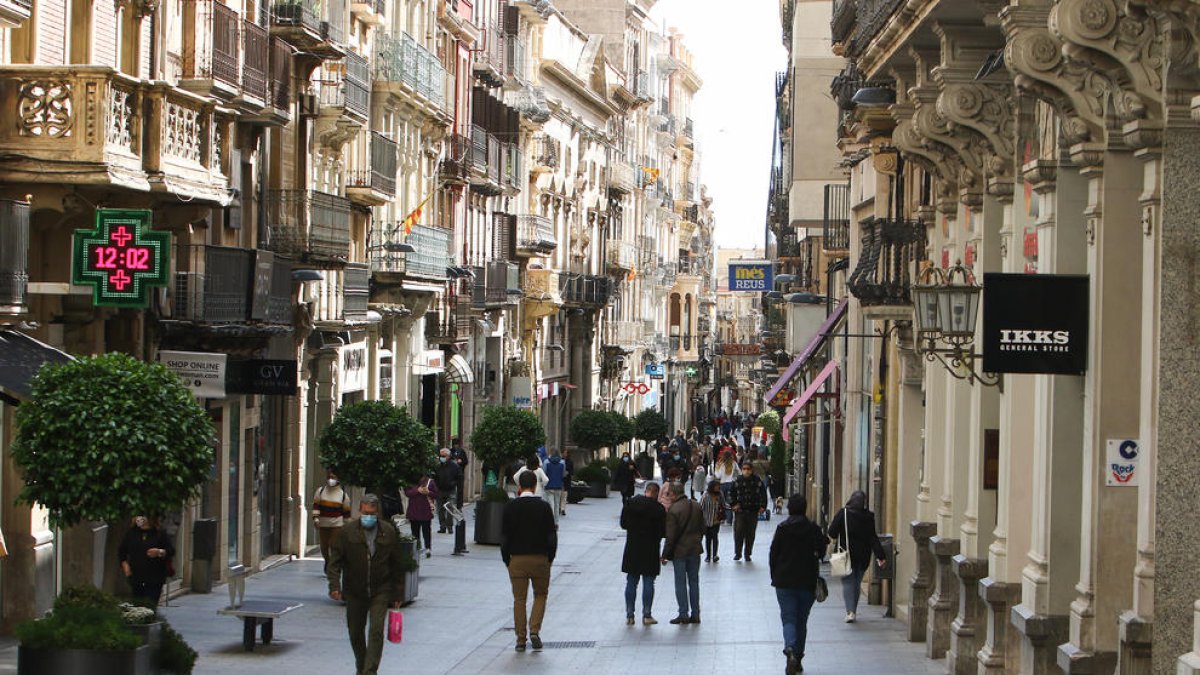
[127,495,941,675]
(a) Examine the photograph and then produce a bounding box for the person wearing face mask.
[328,494,406,675]
[612,452,640,504]
[433,448,462,534]
[312,469,352,574]
[118,515,175,606]
[729,461,768,562]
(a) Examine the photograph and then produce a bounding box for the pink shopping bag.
[387,608,403,643]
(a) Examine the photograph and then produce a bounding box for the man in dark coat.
[613,453,640,504]
[620,481,666,625]
[730,461,768,561]
[826,490,887,622]
[770,494,827,675]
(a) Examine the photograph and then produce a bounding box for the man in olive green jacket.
[327,493,406,675]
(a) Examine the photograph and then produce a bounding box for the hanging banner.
[159,351,226,398]
[341,343,367,392]
[728,260,773,292]
[1105,439,1140,487]
[981,273,1089,375]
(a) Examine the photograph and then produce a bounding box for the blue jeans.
[842,566,866,613]
[672,555,701,619]
[776,587,816,656]
[624,573,655,617]
[720,483,734,524]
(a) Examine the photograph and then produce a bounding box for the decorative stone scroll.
[18,80,73,138]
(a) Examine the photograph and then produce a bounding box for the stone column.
[893,339,925,626]
[928,535,962,658]
[1150,113,1200,675]
[949,555,989,674]
[1058,146,1143,675]
[910,520,938,642]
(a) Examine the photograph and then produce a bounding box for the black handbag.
[815,577,828,603]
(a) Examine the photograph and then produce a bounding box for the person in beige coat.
[661,482,705,624]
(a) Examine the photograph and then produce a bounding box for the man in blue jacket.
[543,450,567,524]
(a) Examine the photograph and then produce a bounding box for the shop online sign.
[728,261,773,292]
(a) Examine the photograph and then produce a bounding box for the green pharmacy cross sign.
[71,209,170,308]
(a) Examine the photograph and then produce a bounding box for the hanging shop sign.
[341,343,367,392]
[510,376,532,409]
[644,363,665,379]
[159,350,226,398]
[378,353,394,397]
[225,359,298,396]
[1105,439,1140,487]
[717,344,762,356]
[981,273,1089,375]
[72,209,170,308]
[769,388,795,409]
[728,260,773,292]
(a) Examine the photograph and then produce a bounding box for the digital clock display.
[71,209,170,308]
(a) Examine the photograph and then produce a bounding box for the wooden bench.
[217,565,303,652]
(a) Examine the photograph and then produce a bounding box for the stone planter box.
[18,644,153,675]
[586,480,610,498]
[567,485,588,504]
[474,500,506,545]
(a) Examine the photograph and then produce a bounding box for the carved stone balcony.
[605,320,643,350]
[516,214,556,257]
[523,267,562,320]
[265,189,352,262]
[350,0,383,26]
[313,52,371,152]
[608,158,635,195]
[605,240,637,272]
[0,67,232,204]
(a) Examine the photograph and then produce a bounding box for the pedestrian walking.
[770,494,827,675]
[434,448,462,534]
[659,470,682,510]
[613,452,640,503]
[513,455,549,497]
[501,471,558,652]
[826,490,887,622]
[403,475,438,557]
[620,481,666,626]
[118,515,174,606]
[661,482,704,624]
[730,461,768,562]
[326,494,406,675]
[690,460,708,500]
[713,450,738,525]
[544,450,567,523]
[312,470,352,574]
[700,480,724,563]
[562,453,575,517]
[449,438,470,473]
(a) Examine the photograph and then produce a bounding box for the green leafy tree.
[319,401,436,493]
[769,430,788,492]
[570,409,615,452]
[633,408,668,444]
[470,405,546,470]
[757,410,782,437]
[609,411,636,449]
[11,353,215,529]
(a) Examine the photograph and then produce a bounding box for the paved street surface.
[2,495,944,675]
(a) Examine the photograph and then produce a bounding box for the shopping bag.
[829,548,852,578]
[387,608,403,643]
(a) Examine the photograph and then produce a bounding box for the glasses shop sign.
[981,273,1088,375]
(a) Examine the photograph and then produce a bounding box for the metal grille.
[539,641,596,649]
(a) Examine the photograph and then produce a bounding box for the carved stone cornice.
[891,100,959,187]
[1050,0,1164,123]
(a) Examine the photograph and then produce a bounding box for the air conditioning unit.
[174,272,205,321]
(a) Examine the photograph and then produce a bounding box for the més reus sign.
[728,261,773,292]
[72,209,170,308]
[981,273,1089,375]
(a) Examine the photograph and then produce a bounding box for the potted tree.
[608,411,636,457]
[11,354,213,675]
[570,409,615,467]
[575,460,612,498]
[469,406,545,545]
[633,408,668,477]
[318,400,436,600]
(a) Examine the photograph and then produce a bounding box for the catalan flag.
[640,167,660,186]
[401,190,437,235]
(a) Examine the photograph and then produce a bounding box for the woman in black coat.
[769,494,826,675]
[619,482,666,625]
[119,515,175,606]
[826,490,887,622]
[613,453,640,504]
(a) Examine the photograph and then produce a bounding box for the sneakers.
[845,611,856,623]
[530,634,543,651]
[626,616,635,625]
[515,642,526,652]
[643,616,658,626]
[669,616,690,625]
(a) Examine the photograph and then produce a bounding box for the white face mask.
[328,479,338,487]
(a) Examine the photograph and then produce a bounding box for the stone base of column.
[909,521,938,643]
[976,578,1021,675]
[1116,610,1152,675]
[947,555,987,674]
[1011,604,1069,675]
[927,536,962,660]
[1057,641,1117,674]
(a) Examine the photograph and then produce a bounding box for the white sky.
[650,0,787,249]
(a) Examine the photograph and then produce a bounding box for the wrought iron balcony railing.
[170,246,291,325]
[847,217,925,307]
[374,31,447,110]
[516,214,556,256]
[265,190,352,260]
[560,273,612,307]
[181,1,240,90]
[347,130,397,199]
[823,182,851,254]
[531,133,558,169]
[242,20,269,103]
[369,223,451,280]
[439,133,470,183]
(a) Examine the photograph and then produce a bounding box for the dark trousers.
[128,578,164,606]
[317,525,340,574]
[436,491,455,532]
[733,511,759,557]
[776,587,816,657]
[345,592,389,675]
[409,520,432,550]
[704,524,720,559]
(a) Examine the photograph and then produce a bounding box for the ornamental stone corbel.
[909,46,987,205]
[1050,0,1165,122]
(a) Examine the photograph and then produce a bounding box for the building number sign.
[72,209,170,308]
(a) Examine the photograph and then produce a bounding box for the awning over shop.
[444,354,473,384]
[782,359,840,433]
[0,330,73,402]
[762,298,848,405]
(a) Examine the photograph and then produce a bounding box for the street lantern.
[936,263,981,343]
[909,260,997,387]
[911,266,943,338]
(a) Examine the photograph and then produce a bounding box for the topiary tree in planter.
[633,408,668,450]
[608,411,635,454]
[12,353,215,530]
[318,400,436,496]
[570,408,614,460]
[757,410,781,438]
[469,406,545,545]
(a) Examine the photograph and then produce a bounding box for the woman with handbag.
[769,494,826,675]
[826,490,887,622]
[403,474,439,558]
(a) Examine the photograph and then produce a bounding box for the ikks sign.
[981,273,1089,375]
[728,261,773,292]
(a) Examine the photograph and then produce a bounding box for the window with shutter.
[491,212,514,261]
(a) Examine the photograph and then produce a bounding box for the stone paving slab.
[0,495,946,675]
